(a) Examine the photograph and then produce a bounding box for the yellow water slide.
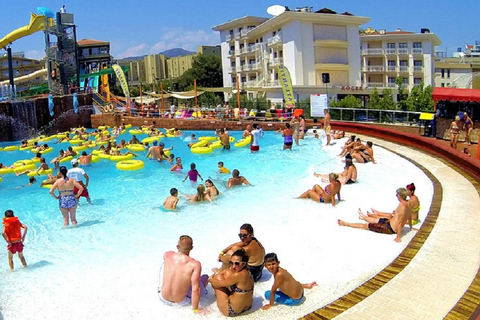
[0,13,46,50]
[0,68,47,86]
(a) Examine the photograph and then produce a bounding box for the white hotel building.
[213,8,441,103]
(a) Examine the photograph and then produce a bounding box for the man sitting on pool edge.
[159,235,208,313]
[218,223,265,282]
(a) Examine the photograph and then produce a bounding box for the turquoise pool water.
[0,129,433,319]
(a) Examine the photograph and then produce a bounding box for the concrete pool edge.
[301,143,443,320]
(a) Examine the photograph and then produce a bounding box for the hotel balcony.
[228,66,237,73]
[250,62,260,70]
[388,83,397,88]
[386,66,397,72]
[362,48,384,55]
[265,80,280,87]
[413,66,423,73]
[240,30,249,38]
[399,66,409,72]
[397,48,409,55]
[245,80,257,87]
[267,34,283,47]
[234,32,241,40]
[365,82,384,88]
[227,50,234,57]
[270,57,284,67]
[363,66,384,72]
[412,48,423,55]
[386,48,396,55]
[226,34,233,42]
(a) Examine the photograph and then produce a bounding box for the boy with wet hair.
[217,161,230,174]
[2,210,28,270]
[163,188,179,211]
[262,253,317,310]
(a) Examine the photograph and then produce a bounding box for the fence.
[328,107,423,125]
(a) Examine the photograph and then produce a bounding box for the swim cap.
[159,142,165,147]
[153,140,158,146]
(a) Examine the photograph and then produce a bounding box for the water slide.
[0,68,47,86]
[0,13,47,50]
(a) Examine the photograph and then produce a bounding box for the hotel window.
[399,43,407,48]
[447,83,451,87]
[388,77,396,85]
[414,78,422,85]
[229,30,233,35]
[230,45,234,51]
[447,69,450,78]
[414,60,422,66]
[441,83,445,87]
[387,43,395,48]
[279,50,283,57]
[402,78,408,85]
[232,77,236,83]
[441,69,445,78]
[413,42,422,48]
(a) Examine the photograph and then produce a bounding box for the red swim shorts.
[7,241,24,254]
[250,145,260,152]
[74,186,90,198]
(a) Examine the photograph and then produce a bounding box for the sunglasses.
[238,233,250,239]
[229,261,244,266]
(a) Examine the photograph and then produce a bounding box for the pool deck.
[304,137,480,320]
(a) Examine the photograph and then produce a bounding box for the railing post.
[340,108,343,121]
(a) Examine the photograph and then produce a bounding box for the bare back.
[161,251,201,303]
[276,267,304,300]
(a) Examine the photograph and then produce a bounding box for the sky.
[1,0,479,60]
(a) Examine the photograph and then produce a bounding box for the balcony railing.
[226,34,233,42]
[265,80,280,86]
[387,83,397,88]
[386,48,396,55]
[387,66,397,72]
[363,66,384,72]
[365,82,384,88]
[234,32,241,40]
[267,34,283,46]
[240,30,249,37]
[228,66,237,73]
[250,62,260,70]
[362,48,384,55]
[245,80,257,87]
[271,57,284,66]
[397,48,409,55]
[412,48,423,55]
[399,66,409,72]
[413,66,423,72]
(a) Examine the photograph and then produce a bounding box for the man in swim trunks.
[338,188,411,242]
[2,209,28,270]
[79,151,92,166]
[159,235,208,313]
[282,123,294,150]
[323,109,331,146]
[146,140,161,162]
[250,124,262,152]
[227,169,250,189]
[218,223,265,282]
[219,128,230,150]
[67,159,91,204]
[261,253,316,310]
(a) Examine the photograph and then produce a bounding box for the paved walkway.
[334,137,480,319]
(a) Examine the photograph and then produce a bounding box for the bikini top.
[412,205,421,213]
[230,283,253,293]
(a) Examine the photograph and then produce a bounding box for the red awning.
[432,87,480,103]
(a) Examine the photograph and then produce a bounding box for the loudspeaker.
[322,73,330,84]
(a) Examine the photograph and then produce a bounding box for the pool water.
[0,129,433,319]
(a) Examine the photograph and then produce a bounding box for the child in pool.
[170,157,183,172]
[167,153,175,164]
[182,163,203,183]
[261,253,317,310]
[163,188,179,211]
[217,161,230,174]
[2,210,28,270]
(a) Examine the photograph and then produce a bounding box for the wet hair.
[366,141,373,147]
[253,123,258,129]
[240,223,253,234]
[285,123,291,129]
[170,188,178,196]
[40,157,46,163]
[232,169,240,178]
[329,173,339,181]
[345,158,353,168]
[169,154,174,159]
[406,183,416,193]
[351,135,356,141]
[36,152,42,158]
[265,253,279,263]
[218,161,224,166]
[345,153,352,160]
[59,166,68,178]
[4,210,14,217]
[68,146,73,151]
[313,129,317,133]
[176,157,181,161]
[82,151,87,156]
[195,184,206,202]
[43,144,48,148]
[60,149,65,154]
[29,176,36,183]
[190,163,196,170]
[396,188,408,200]
[231,249,249,263]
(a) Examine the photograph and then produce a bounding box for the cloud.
[114,28,219,59]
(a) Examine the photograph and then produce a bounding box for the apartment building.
[434,57,480,89]
[197,45,221,56]
[144,54,167,84]
[213,8,369,102]
[166,54,195,79]
[0,52,44,82]
[360,28,441,90]
[118,60,146,86]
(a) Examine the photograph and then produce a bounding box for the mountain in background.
[119,48,195,61]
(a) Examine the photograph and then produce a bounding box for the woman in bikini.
[314,158,357,185]
[205,179,220,200]
[464,112,473,146]
[406,183,421,226]
[449,115,461,149]
[351,141,376,164]
[49,166,84,227]
[209,249,254,317]
[298,173,342,207]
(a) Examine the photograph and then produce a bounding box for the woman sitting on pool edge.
[298,173,341,207]
[351,141,376,164]
[209,249,254,317]
[314,158,357,185]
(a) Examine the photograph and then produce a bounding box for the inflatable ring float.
[59,156,73,163]
[190,140,208,149]
[91,155,100,163]
[191,146,213,154]
[69,139,85,145]
[125,124,132,129]
[56,133,67,139]
[42,183,53,189]
[229,136,236,143]
[126,144,145,152]
[210,140,223,149]
[95,140,108,146]
[198,136,217,142]
[39,136,54,143]
[4,146,19,151]
[234,136,252,148]
[19,145,33,151]
[27,168,53,177]
[13,163,36,174]
[110,154,134,162]
[86,142,96,148]
[40,147,54,154]
[98,125,110,131]
[116,159,144,171]
[14,159,33,167]
[72,145,87,152]
[98,153,112,160]
[129,129,144,135]
[142,136,160,144]
[0,167,14,174]
[27,138,39,144]
[31,157,41,163]
[166,133,175,138]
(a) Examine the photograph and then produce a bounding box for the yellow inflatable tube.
[27,168,53,177]
[190,140,208,149]
[142,136,160,144]
[4,146,19,151]
[127,144,145,152]
[59,156,73,163]
[13,163,36,174]
[234,136,252,148]
[116,160,144,171]
[69,139,85,145]
[191,146,213,154]
[198,136,217,142]
[129,129,143,135]
[110,154,134,162]
[0,167,14,174]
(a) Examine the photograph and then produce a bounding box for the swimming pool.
[0,129,433,319]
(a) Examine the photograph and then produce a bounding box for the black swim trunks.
[346,179,355,184]
[223,144,231,150]
[249,263,264,282]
